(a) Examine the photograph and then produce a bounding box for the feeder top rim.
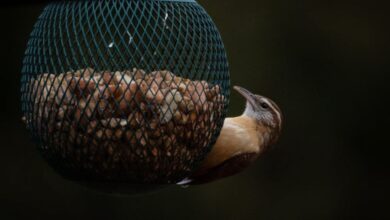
[76,0,197,2]
[153,0,196,2]
[45,0,197,3]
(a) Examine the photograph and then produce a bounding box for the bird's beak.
[233,86,257,108]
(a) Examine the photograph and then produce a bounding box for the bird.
[177,85,282,185]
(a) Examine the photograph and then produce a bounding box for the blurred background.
[0,0,389,219]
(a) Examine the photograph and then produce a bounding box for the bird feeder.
[21,0,229,191]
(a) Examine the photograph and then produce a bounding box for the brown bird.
[177,86,282,185]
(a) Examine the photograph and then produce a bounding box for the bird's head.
[234,86,283,145]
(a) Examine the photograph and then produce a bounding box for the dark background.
[1,0,389,219]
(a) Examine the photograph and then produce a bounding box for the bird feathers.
[182,152,259,185]
[180,86,282,185]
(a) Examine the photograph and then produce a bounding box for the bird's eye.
[260,102,269,109]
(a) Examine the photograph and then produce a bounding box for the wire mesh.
[21,0,230,184]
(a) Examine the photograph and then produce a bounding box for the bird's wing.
[181,152,259,185]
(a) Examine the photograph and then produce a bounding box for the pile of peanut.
[23,68,225,182]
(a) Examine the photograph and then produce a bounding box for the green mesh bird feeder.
[21,0,230,192]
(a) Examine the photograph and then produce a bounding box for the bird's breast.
[195,116,260,174]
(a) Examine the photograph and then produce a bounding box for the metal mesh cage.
[21,0,230,185]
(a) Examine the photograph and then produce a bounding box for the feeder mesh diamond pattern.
[21,0,229,184]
